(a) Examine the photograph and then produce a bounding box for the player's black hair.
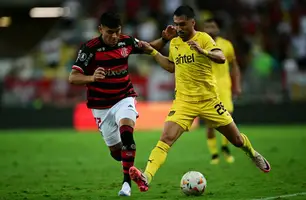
[204,17,223,28]
[173,5,195,19]
[99,11,122,29]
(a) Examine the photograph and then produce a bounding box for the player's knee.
[233,135,244,147]
[110,150,122,161]
[160,133,175,146]
[160,122,184,146]
[119,118,135,127]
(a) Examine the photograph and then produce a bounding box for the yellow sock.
[207,137,218,156]
[221,135,229,146]
[240,133,256,158]
[144,140,170,184]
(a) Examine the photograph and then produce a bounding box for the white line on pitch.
[251,192,306,200]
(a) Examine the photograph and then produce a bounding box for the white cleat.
[118,182,131,196]
[252,151,271,173]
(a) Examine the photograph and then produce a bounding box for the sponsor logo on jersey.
[175,53,195,65]
[105,69,128,77]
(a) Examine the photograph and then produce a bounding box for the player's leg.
[206,127,219,164]
[116,117,135,196]
[92,109,123,162]
[200,99,270,172]
[102,115,136,197]
[114,98,138,196]
[219,93,235,163]
[220,133,235,163]
[220,115,234,164]
[129,99,197,192]
[108,142,122,161]
[216,121,271,172]
[98,120,132,196]
[118,118,136,185]
[144,121,185,181]
[129,121,185,192]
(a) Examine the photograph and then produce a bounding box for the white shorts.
[91,97,138,147]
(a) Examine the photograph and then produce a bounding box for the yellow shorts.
[218,90,233,113]
[166,97,233,131]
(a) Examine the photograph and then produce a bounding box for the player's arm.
[151,51,175,73]
[187,40,225,64]
[228,42,242,96]
[69,45,105,85]
[230,58,241,95]
[69,68,105,85]
[205,49,226,64]
[137,40,175,73]
[69,69,94,85]
[151,38,175,73]
[149,25,177,51]
[149,38,168,51]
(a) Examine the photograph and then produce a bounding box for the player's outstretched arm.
[139,41,175,73]
[187,40,225,64]
[69,67,105,85]
[149,38,168,51]
[151,50,175,73]
[149,25,176,51]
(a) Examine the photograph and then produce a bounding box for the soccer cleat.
[210,158,220,165]
[118,182,131,196]
[129,166,149,192]
[221,146,235,163]
[252,151,271,173]
[224,155,235,163]
[210,154,219,165]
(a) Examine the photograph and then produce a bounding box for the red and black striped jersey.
[72,35,144,109]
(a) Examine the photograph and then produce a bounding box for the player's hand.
[92,67,106,82]
[187,40,204,54]
[138,41,155,54]
[162,25,177,41]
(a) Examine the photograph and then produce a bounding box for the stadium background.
[1,0,306,199]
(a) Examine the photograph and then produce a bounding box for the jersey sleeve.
[72,44,94,74]
[130,37,145,54]
[202,33,221,52]
[227,41,236,63]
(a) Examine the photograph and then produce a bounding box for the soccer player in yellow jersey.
[129,5,271,192]
[203,18,241,164]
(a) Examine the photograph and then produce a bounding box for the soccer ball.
[180,171,207,196]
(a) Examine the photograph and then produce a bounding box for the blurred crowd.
[1,0,306,108]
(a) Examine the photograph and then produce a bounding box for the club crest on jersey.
[77,52,87,62]
[121,47,128,57]
[118,42,126,47]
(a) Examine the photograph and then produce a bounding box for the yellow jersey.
[213,36,236,93]
[168,31,221,102]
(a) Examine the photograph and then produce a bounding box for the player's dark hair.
[100,11,122,28]
[204,18,216,23]
[174,5,195,19]
[204,17,223,28]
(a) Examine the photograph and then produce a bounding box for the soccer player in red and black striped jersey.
[69,11,176,196]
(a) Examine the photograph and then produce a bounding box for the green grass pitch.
[0,125,306,200]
